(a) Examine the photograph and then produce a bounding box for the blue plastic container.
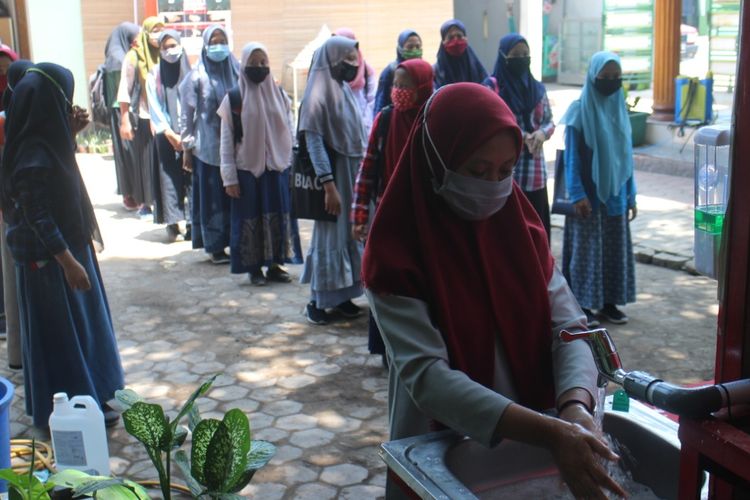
[0,377,14,493]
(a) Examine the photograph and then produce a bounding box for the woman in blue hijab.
[485,34,554,238]
[180,25,239,263]
[433,19,487,88]
[560,51,637,328]
[373,29,423,113]
[0,63,124,429]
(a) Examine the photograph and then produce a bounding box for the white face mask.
[422,92,514,221]
[160,46,183,64]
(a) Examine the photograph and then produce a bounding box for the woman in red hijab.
[352,58,433,363]
[363,83,626,499]
[0,44,19,112]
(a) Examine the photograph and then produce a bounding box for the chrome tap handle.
[560,328,626,385]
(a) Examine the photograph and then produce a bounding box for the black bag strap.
[228,86,243,145]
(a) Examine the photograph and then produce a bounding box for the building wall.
[78,0,452,85]
[26,0,89,106]
[80,0,146,81]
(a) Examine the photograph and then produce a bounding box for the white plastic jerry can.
[48,393,111,476]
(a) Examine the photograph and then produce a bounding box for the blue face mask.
[206,44,230,62]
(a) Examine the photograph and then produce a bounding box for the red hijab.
[363,83,556,411]
[0,44,19,110]
[382,58,433,182]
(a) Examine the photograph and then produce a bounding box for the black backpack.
[227,86,243,145]
[89,65,109,127]
[371,105,393,196]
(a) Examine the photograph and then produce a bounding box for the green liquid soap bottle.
[612,389,630,412]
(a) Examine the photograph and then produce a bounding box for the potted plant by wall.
[626,95,649,147]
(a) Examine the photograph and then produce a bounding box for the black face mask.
[594,77,622,96]
[245,66,270,84]
[334,61,359,83]
[506,56,530,78]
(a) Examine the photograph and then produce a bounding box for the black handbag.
[290,131,337,222]
[550,149,577,216]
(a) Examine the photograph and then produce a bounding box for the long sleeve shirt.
[367,266,598,447]
[351,112,384,225]
[512,94,555,192]
[146,69,182,135]
[304,131,334,184]
[5,168,69,262]
[218,87,295,187]
[179,67,223,166]
[565,126,636,216]
[116,56,150,119]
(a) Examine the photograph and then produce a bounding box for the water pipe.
[561,328,750,418]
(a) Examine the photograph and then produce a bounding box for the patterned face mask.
[390,87,417,111]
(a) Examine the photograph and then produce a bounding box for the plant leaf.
[172,450,204,497]
[205,409,250,492]
[246,440,276,471]
[187,405,202,433]
[0,469,30,491]
[216,494,245,500]
[229,440,276,493]
[170,374,219,436]
[122,402,171,451]
[191,418,221,485]
[72,478,126,496]
[114,388,144,411]
[172,426,188,450]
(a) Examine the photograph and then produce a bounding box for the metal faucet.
[560,328,627,385]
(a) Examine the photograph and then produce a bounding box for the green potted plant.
[115,375,275,500]
[625,95,649,147]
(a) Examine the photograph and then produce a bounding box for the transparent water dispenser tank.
[694,125,731,279]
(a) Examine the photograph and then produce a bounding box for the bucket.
[0,377,15,493]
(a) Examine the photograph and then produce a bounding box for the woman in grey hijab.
[103,22,140,209]
[298,35,367,325]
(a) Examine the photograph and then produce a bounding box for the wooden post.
[12,0,30,58]
[651,0,682,121]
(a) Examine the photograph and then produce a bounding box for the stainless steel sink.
[381,397,703,499]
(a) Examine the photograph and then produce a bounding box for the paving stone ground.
[0,155,720,499]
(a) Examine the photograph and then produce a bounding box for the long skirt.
[289,217,304,264]
[191,157,230,254]
[230,169,293,274]
[300,154,364,309]
[522,186,551,242]
[562,209,636,310]
[153,134,188,225]
[16,245,124,428]
[109,107,132,197]
[133,118,156,206]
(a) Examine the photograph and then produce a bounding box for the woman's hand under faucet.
[549,418,627,499]
[495,404,626,499]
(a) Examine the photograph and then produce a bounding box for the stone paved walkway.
[551,169,697,274]
[0,155,720,499]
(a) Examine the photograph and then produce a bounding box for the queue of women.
[0,15,638,499]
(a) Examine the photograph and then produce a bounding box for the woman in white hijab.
[298,35,367,325]
[218,43,295,286]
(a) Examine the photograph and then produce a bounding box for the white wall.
[26,0,88,106]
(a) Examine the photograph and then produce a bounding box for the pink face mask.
[444,38,468,57]
[391,87,417,111]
